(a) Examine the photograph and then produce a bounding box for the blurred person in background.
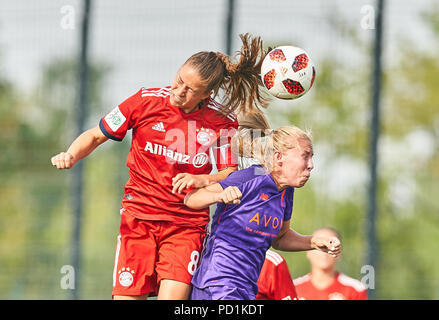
[50,33,271,300]
[256,249,298,300]
[293,227,368,300]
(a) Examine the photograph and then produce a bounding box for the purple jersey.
[191,165,294,298]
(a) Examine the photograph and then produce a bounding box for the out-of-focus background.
[1,0,438,300]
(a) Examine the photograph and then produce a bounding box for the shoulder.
[244,172,271,187]
[220,165,263,188]
[229,172,270,196]
[123,86,171,110]
[265,250,285,266]
[135,87,171,104]
[337,273,367,292]
[293,273,311,287]
[205,98,238,126]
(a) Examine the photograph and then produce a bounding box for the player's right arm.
[51,125,109,169]
[184,184,242,210]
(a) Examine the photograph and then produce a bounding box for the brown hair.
[231,108,271,164]
[183,33,271,116]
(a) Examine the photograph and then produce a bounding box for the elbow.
[184,192,192,207]
[271,239,281,251]
[184,190,198,209]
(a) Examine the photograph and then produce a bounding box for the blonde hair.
[232,109,312,171]
[184,33,271,116]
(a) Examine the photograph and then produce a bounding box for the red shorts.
[112,211,207,297]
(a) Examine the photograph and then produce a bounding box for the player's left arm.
[272,221,313,252]
[272,221,341,258]
[172,166,237,194]
[184,182,242,210]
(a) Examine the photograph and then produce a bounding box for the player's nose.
[175,85,187,97]
[308,158,314,170]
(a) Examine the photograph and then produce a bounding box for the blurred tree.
[0,57,124,299]
[0,54,29,298]
[377,5,439,299]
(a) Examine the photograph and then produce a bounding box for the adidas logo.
[152,122,165,132]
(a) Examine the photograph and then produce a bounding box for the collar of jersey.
[166,96,208,118]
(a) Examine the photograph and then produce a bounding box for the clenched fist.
[311,236,342,258]
[51,152,75,169]
[215,186,242,205]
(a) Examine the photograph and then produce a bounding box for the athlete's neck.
[270,172,288,191]
[182,100,205,114]
[310,268,337,290]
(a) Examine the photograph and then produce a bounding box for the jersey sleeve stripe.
[141,87,171,98]
[141,92,170,98]
[99,119,123,141]
[337,273,367,292]
[293,274,311,286]
[265,250,283,266]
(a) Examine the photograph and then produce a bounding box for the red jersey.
[99,86,238,226]
[256,250,298,300]
[293,272,368,300]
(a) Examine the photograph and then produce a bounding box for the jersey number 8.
[187,250,200,275]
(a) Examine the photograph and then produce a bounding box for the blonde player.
[185,123,341,300]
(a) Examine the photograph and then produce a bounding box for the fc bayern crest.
[118,267,135,287]
[196,128,214,146]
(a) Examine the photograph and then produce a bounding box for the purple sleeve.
[218,171,243,189]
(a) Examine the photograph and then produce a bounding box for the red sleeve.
[356,289,368,300]
[256,259,272,300]
[99,88,147,141]
[256,257,298,300]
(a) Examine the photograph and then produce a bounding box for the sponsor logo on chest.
[248,212,282,230]
[144,141,209,168]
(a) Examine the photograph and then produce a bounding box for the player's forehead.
[286,137,313,154]
[177,64,207,91]
[298,138,313,153]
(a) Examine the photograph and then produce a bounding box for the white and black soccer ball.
[261,46,316,100]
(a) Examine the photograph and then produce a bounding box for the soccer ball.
[261,46,316,100]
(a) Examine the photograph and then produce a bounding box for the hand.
[51,152,75,169]
[216,186,242,205]
[172,173,210,194]
[311,236,342,258]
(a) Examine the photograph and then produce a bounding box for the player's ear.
[273,150,283,165]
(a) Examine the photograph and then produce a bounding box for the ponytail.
[231,108,272,169]
[184,33,271,117]
[216,33,272,115]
